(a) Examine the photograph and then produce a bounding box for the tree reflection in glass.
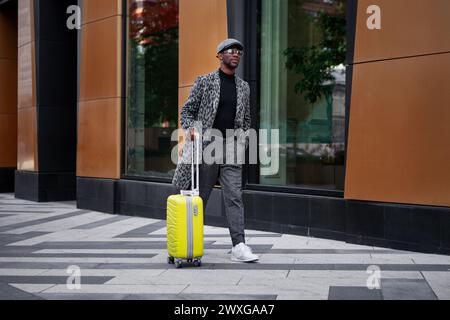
[126,0,179,178]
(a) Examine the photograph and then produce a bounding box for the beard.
[223,59,239,70]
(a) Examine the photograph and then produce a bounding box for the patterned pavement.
[0,193,449,300]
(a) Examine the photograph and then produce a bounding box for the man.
[172,38,258,263]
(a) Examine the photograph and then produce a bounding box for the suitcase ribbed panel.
[167,195,188,258]
[192,196,204,258]
[167,195,204,259]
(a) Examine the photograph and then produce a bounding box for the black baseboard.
[15,170,76,202]
[76,178,450,255]
[0,168,15,193]
[77,177,116,214]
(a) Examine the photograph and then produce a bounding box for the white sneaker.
[231,243,259,263]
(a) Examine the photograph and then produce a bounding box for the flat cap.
[216,38,244,54]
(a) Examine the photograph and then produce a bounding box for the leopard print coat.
[172,69,251,191]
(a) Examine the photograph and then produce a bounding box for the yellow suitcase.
[167,194,204,268]
[167,130,204,268]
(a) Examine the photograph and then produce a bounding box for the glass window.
[126,0,179,179]
[259,0,347,190]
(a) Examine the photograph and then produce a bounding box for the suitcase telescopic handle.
[181,127,200,197]
[192,127,200,193]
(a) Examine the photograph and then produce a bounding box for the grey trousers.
[198,163,246,247]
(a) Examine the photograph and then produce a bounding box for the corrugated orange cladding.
[345,0,450,207]
[77,0,123,179]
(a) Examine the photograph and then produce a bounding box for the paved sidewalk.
[0,193,449,300]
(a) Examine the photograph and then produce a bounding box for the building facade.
[0,0,449,254]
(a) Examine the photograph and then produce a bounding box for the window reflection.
[126,0,179,178]
[260,0,346,190]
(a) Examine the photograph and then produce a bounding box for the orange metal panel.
[17,107,37,171]
[82,0,122,25]
[179,0,228,88]
[0,7,18,60]
[354,0,450,63]
[79,16,122,102]
[0,114,17,167]
[17,0,37,171]
[77,2,123,179]
[17,41,35,109]
[18,0,34,48]
[345,53,450,207]
[0,59,18,115]
[77,98,121,179]
[0,3,18,168]
[178,0,228,138]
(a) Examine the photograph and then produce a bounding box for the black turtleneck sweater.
[213,69,237,138]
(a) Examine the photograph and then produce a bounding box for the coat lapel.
[211,70,221,128]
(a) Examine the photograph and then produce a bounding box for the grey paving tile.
[206,263,450,271]
[5,262,429,272]
[0,275,114,284]
[381,279,438,300]
[268,249,407,254]
[0,283,44,300]
[0,232,49,246]
[73,216,131,230]
[34,241,266,250]
[115,221,167,238]
[0,210,53,213]
[0,210,91,232]
[25,207,75,209]
[34,241,209,249]
[37,293,277,300]
[38,293,129,300]
[55,201,77,206]
[94,263,169,270]
[207,244,273,252]
[23,253,158,259]
[1,198,450,300]
[210,233,281,238]
[0,203,55,206]
[422,272,450,300]
[328,287,383,300]
[0,202,63,210]
[0,262,102,269]
[174,294,277,300]
[145,233,282,239]
[331,264,450,272]
[39,284,187,295]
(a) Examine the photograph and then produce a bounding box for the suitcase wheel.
[167,257,175,265]
[175,259,183,269]
[194,259,202,267]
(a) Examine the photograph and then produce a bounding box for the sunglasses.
[222,48,244,56]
